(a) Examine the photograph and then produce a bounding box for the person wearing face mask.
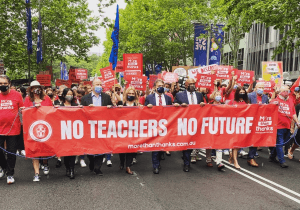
[81,78,120,176]
[46,88,55,104]
[164,83,174,103]
[24,81,53,182]
[54,85,67,105]
[0,75,24,184]
[58,88,78,179]
[270,86,300,168]
[174,78,205,172]
[145,79,172,174]
[246,82,269,167]
[227,87,249,169]
[117,86,139,175]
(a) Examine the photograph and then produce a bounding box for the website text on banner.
[22,105,278,157]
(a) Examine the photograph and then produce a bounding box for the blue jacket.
[144,93,172,106]
[174,90,204,104]
[248,91,269,104]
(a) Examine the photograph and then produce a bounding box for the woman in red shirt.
[24,81,53,182]
[228,87,249,169]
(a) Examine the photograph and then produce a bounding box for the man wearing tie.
[145,79,172,174]
[174,78,205,172]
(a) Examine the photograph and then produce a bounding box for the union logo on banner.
[29,120,52,142]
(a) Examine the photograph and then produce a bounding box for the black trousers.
[16,126,25,150]
[0,135,18,176]
[87,155,104,170]
[64,156,76,169]
[119,153,135,167]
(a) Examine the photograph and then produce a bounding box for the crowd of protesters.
[1,72,300,184]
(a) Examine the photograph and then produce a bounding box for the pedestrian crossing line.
[198,152,300,205]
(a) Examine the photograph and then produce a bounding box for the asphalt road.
[1,148,300,210]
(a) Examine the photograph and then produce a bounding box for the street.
[1,148,300,210]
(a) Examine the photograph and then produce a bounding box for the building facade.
[223,23,300,80]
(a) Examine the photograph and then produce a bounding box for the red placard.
[123,53,143,70]
[69,69,81,83]
[162,72,178,84]
[236,70,255,85]
[23,104,278,157]
[83,81,92,86]
[257,80,275,93]
[124,70,142,78]
[75,69,88,80]
[100,67,117,89]
[196,74,217,92]
[36,74,51,86]
[116,61,124,72]
[149,75,158,88]
[125,76,148,91]
[213,66,234,80]
[55,79,72,88]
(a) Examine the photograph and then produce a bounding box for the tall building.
[223,23,300,80]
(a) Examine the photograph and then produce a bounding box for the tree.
[0,0,100,79]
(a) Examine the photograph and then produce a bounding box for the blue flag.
[36,14,43,64]
[60,62,63,79]
[109,5,119,70]
[63,63,68,80]
[26,0,32,54]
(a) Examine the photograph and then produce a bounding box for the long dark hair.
[19,87,27,99]
[61,88,76,103]
[234,87,249,104]
[29,86,46,102]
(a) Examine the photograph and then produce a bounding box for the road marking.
[140,183,145,187]
[198,152,300,204]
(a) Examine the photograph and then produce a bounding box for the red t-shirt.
[0,90,24,135]
[257,95,262,104]
[139,96,146,105]
[165,92,174,102]
[24,96,53,107]
[228,100,247,105]
[218,87,226,102]
[225,90,235,101]
[271,96,296,129]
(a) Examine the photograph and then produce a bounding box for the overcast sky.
[87,0,127,55]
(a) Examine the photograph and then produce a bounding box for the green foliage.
[0,0,100,80]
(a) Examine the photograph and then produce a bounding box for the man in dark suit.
[145,79,172,174]
[174,78,205,172]
[81,78,122,176]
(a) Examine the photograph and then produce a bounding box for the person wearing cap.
[24,81,53,182]
[0,75,24,184]
[247,81,269,167]
[174,78,205,172]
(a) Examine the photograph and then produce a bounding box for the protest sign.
[196,74,217,92]
[188,64,218,79]
[262,61,283,88]
[125,76,148,91]
[149,75,158,88]
[55,79,72,88]
[124,70,142,78]
[123,53,143,70]
[214,66,234,80]
[162,72,178,83]
[75,69,88,80]
[36,74,51,86]
[236,70,254,85]
[23,105,278,157]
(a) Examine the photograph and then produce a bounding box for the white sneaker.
[33,174,40,182]
[7,176,15,184]
[0,167,5,178]
[75,156,79,165]
[223,150,230,156]
[238,150,248,157]
[43,166,50,175]
[80,159,87,167]
[21,150,26,156]
[39,164,44,170]
[107,160,112,167]
[16,151,20,155]
[103,157,106,163]
[132,158,137,164]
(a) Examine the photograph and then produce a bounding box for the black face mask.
[58,95,64,101]
[239,93,246,99]
[127,96,135,101]
[0,85,9,92]
[188,85,195,92]
[48,94,53,99]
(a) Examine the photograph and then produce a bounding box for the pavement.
[1,148,300,210]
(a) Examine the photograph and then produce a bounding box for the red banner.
[36,74,51,86]
[125,76,148,91]
[22,105,278,157]
[83,81,92,86]
[196,74,217,92]
[236,70,254,85]
[124,70,142,78]
[214,66,234,80]
[123,53,143,70]
[75,69,88,80]
[100,67,116,89]
[162,72,178,83]
[69,69,81,83]
[149,75,158,88]
[55,79,72,88]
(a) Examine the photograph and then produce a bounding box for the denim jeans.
[271,129,290,164]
